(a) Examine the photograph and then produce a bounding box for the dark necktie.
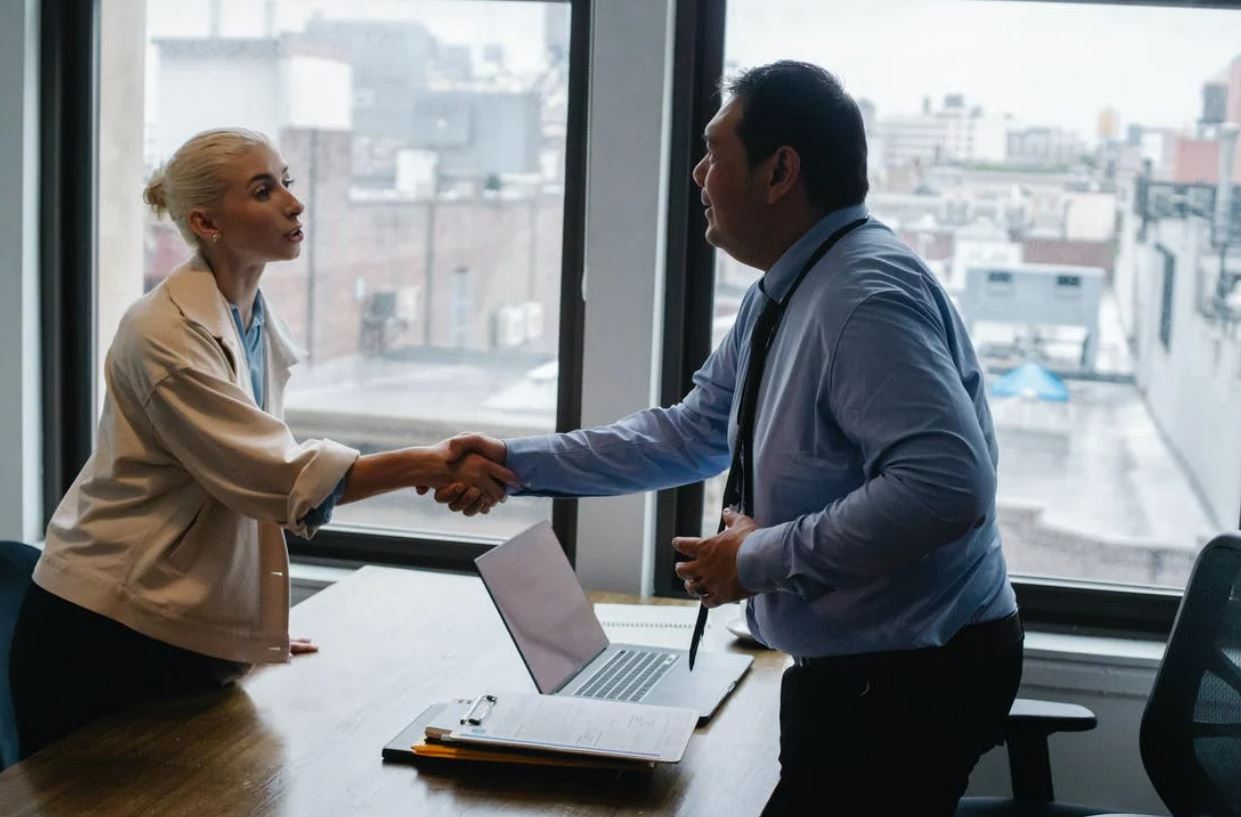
[687,217,867,670]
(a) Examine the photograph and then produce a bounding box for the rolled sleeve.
[298,473,351,534]
[146,366,360,539]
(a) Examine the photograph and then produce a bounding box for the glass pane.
[712,0,1241,588]
[99,0,573,541]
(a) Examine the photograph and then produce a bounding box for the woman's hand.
[419,439,519,516]
[340,441,517,514]
[290,637,318,656]
[416,433,515,515]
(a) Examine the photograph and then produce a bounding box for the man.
[438,61,1021,816]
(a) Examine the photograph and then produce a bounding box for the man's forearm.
[740,463,993,596]
[506,404,731,498]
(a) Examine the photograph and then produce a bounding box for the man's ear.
[766,146,801,205]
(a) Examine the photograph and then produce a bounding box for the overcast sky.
[149,0,1241,140]
[726,0,1241,140]
[148,0,555,73]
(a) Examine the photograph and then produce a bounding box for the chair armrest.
[1003,699,1097,802]
[1006,698,1097,735]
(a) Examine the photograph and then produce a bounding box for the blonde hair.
[143,128,274,246]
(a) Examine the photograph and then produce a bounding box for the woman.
[8,128,516,758]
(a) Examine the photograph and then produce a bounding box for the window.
[84,0,586,561]
[662,0,1241,607]
[1157,244,1176,350]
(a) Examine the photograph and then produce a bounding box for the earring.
[211,233,220,243]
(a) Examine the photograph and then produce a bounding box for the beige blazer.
[35,256,359,664]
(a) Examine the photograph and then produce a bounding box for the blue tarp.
[990,362,1069,402]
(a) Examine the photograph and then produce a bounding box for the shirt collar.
[761,203,869,305]
[229,290,267,335]
[164,254,302,368]
[164,256,235,343]
[250,291,266,329]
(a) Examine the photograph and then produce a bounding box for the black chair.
[0,540,39,769]
[959,532,1241,817]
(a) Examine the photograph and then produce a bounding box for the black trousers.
[8,583,245,760]
[761,613,1023,817]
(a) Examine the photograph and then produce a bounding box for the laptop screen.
[475,521,609,694]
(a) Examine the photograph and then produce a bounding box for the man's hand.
[672,508,757,608]
[417,433,513,516]
[443,432,507,465]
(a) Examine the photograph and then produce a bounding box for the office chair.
[0,540,38,770]
[958,532,1241,817]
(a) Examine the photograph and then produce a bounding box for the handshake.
[418,433,516,516]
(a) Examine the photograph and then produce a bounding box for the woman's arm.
[143,365,516,535]
[339,441,519,507]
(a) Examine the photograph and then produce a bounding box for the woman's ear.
[187,209,218,243]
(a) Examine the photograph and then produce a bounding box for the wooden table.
[0,566,787,816]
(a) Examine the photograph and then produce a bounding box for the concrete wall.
[154,47,283,158]
[281,54,352,132]
[572,0,675,595]
[0,0,43,544]
[98,0,148,413]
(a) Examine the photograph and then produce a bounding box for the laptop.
[475,521,752,722]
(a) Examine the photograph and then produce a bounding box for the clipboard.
[381,702,447,764]
[382,702,657,771]
[425,692,698,764]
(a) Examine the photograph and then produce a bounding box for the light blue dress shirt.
[228,292,268,411]
[505,204,1017,658]
[229,293,345,530]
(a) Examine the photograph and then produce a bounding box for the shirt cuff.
[501,434,551,494]
[298,472,349,534]
[736,521,794,595]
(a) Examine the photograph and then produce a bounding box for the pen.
[690,503,737,671]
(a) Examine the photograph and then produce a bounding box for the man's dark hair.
[725,61,869,212]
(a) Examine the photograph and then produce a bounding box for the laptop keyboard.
[574,649,678,703]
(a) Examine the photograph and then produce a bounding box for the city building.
[872,94,1008,173]
[1006,125,1088,167]
[1109,50,1241,534]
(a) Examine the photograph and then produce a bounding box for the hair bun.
[143,129,271,246]
[143,171,169,217]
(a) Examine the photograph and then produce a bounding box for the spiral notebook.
[594,603,703,629]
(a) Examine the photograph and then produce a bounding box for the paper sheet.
[445,692,697,763]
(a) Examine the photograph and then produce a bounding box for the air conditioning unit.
[522,301,544,341]
[1202,82,1228,126]
[396,286,420,322]
[492,306,525,347]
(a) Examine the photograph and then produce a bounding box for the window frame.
[41,0,100,537]
[653,0,727,599]
[41,0,591,572]
[655,0,1241,638]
